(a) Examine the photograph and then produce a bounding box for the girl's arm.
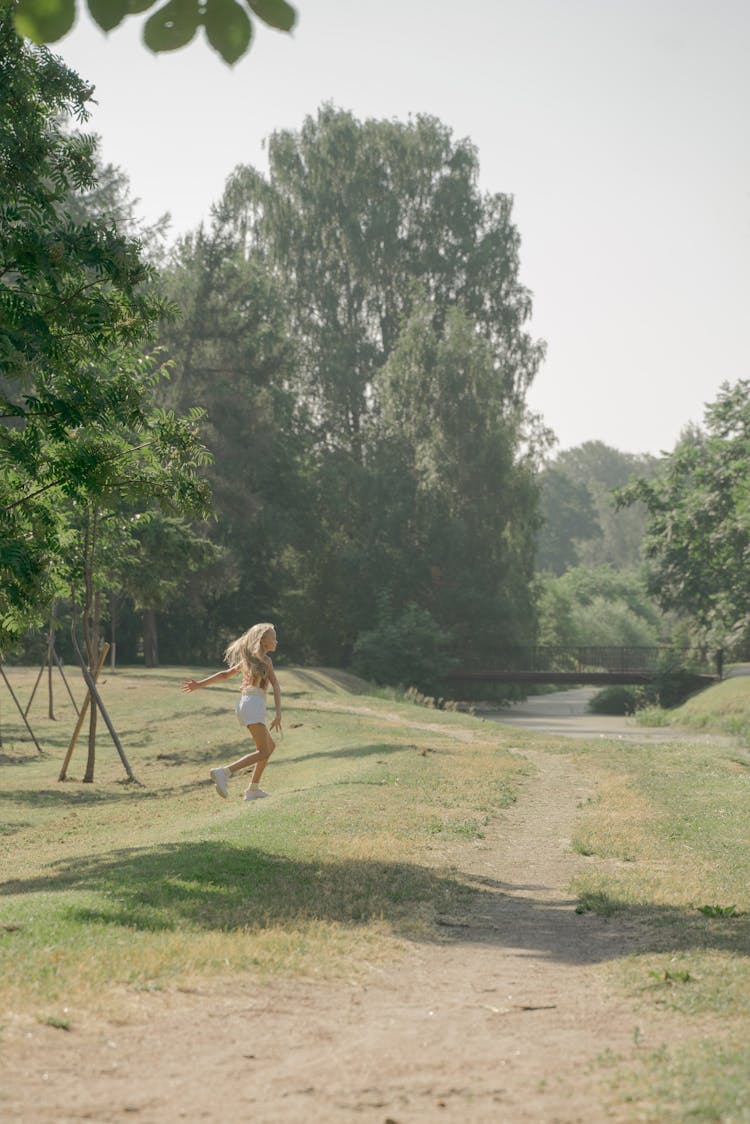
[268,664,282,730]
[181,665,241,693]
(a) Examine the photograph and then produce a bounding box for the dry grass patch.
[0,665,527,1019]
[557,727,750,1116]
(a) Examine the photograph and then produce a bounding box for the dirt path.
[2,720,700,1123]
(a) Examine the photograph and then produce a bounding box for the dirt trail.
[2,728,697,1123]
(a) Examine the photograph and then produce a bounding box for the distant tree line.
[147,105,549,678]
[5,24,747,693]
[2,49,550,687]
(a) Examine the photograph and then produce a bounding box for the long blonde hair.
[224,622,275,683]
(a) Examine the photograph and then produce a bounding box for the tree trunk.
[110,592,117,671]
[82,517,100,782]
[83,691,98,783]
[143,608,159,667]
[47,609,56,719]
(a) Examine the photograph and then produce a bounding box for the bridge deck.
[448,670,718,686]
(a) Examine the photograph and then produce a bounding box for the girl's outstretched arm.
[181,665,241,692]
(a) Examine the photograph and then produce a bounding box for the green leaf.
[143,0,200,51]
[128,0,158,10]
[203,0,252,64]
[245,0,295,33]
[13,0,76,43]
[87,0,130,32]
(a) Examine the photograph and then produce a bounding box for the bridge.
[447,646,721,687]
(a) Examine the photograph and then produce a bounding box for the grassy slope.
[0,665,526,1014]
[557,677,750,1122]
[2,666,749,1119]
[675,672,750,743]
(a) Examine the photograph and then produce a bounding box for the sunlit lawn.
[0,664,526,1014]
[541,681,750,1123]
[3,665,750,1119]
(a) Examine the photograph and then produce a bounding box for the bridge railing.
[464,646,718,676]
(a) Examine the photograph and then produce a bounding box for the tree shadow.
[1,839,747,966]
[0,841,474,940]
[0,786,157,808]
[0,750,45,767]
[275,742,405,767]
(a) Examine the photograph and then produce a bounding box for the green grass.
[633,673,750,745]
[539,705,750,1119]
[4,664,750,1117]
[674,674,750,745]
[0,665,527,1014]
[615,1039,750,1122]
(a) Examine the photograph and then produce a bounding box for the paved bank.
[478,686,737,745]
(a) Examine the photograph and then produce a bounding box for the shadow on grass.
[0,750,46,767]
[0,786,158,808]
[0,841,474,940]
[2,840,748,965]
[275,741,405,767]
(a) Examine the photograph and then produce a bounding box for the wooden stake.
[53,651,80,716]
[58,644,109,781]
[0,665,44,755]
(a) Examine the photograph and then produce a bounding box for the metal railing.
[447,645,721,684]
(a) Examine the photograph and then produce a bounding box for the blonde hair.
[224,622,275,683]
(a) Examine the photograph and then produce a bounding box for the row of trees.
[2,25,551,684]
[536,394,750,669]
[145,105,550,671]
[0,17,215,770]
[4,16,748,706]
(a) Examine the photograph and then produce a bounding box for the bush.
[588,685,645,715]
[352,600,453,693]
[589,666,706,716]
[652,666,706,709]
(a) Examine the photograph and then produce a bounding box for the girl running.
[181,622,282,801]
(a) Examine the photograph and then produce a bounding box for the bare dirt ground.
[1,693,720,1123]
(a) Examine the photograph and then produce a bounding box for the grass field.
[637,671,750,745]
[0,665,527,1014]
[561,676,750,1122]
[2,665,750,1119]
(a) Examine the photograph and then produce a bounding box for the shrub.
[352,600,453,693]
[588,685,645,715]
[652,666,706,709]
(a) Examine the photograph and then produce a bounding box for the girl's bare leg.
[227,723,275,782]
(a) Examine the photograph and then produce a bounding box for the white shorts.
[236,687,267,727]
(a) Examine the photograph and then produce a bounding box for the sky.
[54,0,749,457]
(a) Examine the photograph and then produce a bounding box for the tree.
[209,106,547,665]
[0,21,169,644]
[536,565,663,650]
[12,0,296,66]
[535,464,600,575]
[113,511,220,667]
[153,215,306,661]
[220,106,544,458]
[538,441,660,573]
[1,24,213,678]
[618,380,750,652]
[54,354,212,778]
[370,299,545,665]
[63,156,172,266]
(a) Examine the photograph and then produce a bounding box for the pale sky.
[55,0,749,456]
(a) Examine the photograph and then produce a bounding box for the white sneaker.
[210,767,230,799]
[243,788,269,801]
